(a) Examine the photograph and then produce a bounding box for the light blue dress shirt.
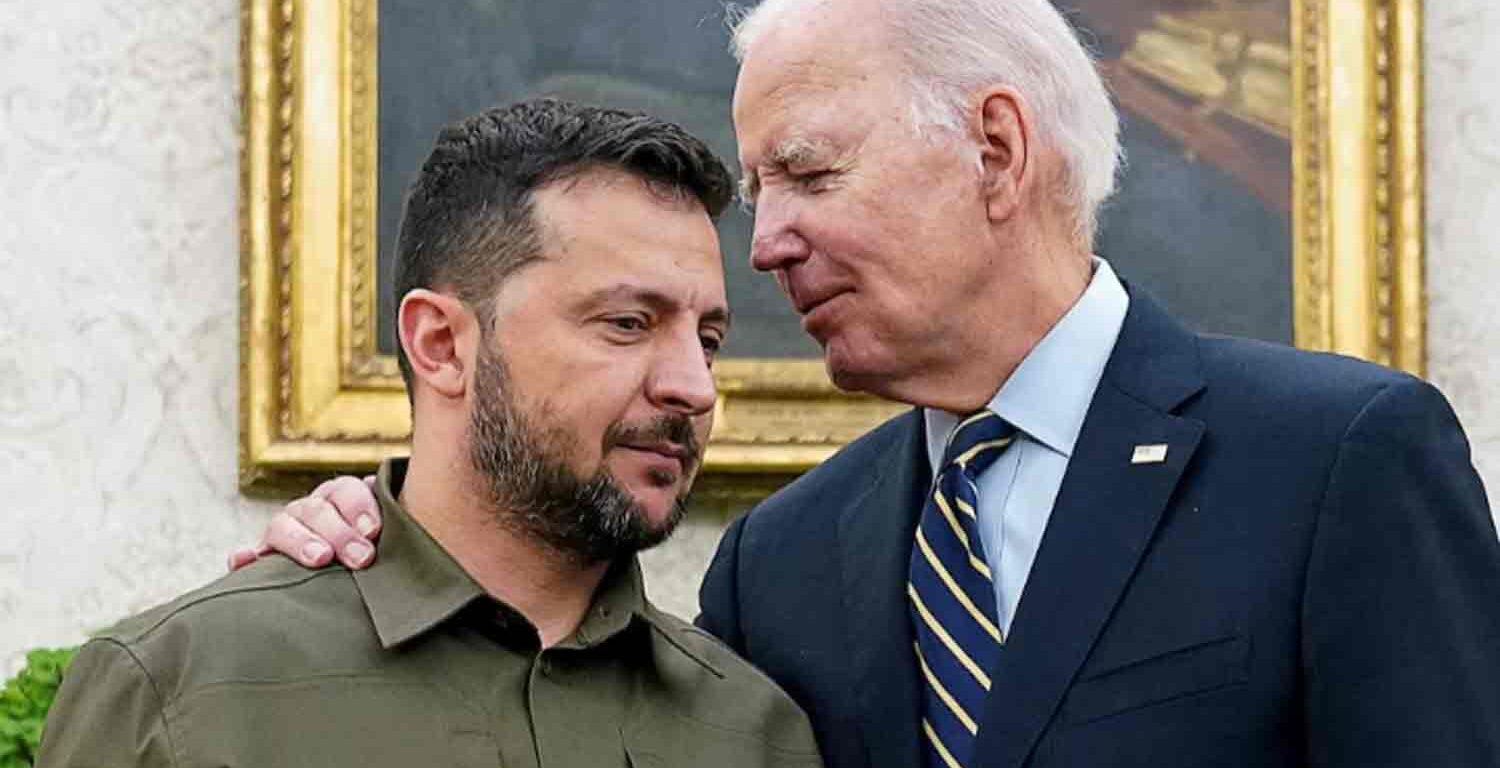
[923,259,1129,636]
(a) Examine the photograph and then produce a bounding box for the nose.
[749,192,811,273]
[647,330,718,417]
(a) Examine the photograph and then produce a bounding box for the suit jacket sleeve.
[696,510,750,654]
[36,638,179,768]
[1302,377,1500,765]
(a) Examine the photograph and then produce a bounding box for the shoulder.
[1196,334,1409,395]
[639,605,820,756]
[90,557,373,702]
[1178,337,1481,505]
[101,555,357,646]
[1189,335,1430,431]
[751,408,919,521]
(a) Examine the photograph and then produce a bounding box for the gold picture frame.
[239,0,1425,495]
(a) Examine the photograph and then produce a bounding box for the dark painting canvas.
[375,0,1295,358]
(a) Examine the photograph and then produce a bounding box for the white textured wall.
[3,0,1498,671]
[1426,0,1500,509]
[0,0,271,673]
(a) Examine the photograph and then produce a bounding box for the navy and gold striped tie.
[909,410,1016,768]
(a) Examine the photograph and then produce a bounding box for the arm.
[695,511,750,654]
[1302,377,1500,765]
[226,476,383,571]
[35,640,177,768]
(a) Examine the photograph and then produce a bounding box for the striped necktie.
[909,410,1017,768]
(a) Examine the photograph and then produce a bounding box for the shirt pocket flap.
[1061,634,1249,726]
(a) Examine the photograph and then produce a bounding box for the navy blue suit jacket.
[698,293,1500,768]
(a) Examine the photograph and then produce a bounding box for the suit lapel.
[839,410,930,768]
[974,292,1207,768]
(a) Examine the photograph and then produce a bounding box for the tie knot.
[940,410,1016,478]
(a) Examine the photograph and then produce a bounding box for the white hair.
[730,0,1122,245]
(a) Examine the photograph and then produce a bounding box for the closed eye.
[605,315,649,334]
[793,169,835,191]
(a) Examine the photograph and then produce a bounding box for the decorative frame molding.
[1291,0,1425,371]
[240,0,1425,494]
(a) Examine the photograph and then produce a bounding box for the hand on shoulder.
[227,475,382,571]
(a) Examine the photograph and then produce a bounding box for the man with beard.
[236,0,1500,765]
[36,98,821,768]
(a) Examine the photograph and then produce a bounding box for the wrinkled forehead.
[734,55,837,129]
[732,32,903,167]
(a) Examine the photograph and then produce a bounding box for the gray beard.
[466,345,690,566]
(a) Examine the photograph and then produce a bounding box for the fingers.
[322,476,383,540]
[226,474,383,574]
[262,509,334,567]
[277,497,375,569]
[226,545,262,572]
[226,538,274,572]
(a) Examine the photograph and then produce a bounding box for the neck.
[398,443,610,648]
[893,239,1093,414]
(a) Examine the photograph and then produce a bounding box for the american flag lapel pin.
[1131,444,1169,465]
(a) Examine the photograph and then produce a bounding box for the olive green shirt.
[38,460,821,768]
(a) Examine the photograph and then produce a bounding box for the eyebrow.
[580,285,732,329]
[739,135,830,207]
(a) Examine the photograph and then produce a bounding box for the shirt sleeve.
[35,638,179,768]
[1302,377,1500,765]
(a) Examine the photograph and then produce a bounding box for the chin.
[823,338,901,399]
[618,477,685,527]
[639,494,683,531]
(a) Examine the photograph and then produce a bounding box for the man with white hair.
[246,0,1500,765]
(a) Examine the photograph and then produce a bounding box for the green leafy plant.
[0,648,77,768]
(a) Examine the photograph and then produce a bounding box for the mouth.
[619,443,691,471]
[605,415,701,487]
[793,288,851,317]
[794,288,853,341]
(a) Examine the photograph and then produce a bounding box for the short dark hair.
[393,98,734,397]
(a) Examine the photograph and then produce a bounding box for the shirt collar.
[353,458,651,650]
[925,258,1129,473]
[557,555,649,650]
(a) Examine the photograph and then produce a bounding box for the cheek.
[521,369,646,469]
[692,412,714,451]
[820,192,913,268]
[839,226,926,308]
[576,391,641,459]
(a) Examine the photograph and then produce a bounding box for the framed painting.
[239,0,1424,495]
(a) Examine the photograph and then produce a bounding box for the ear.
[975,88,1031,223]
[397,289,477,401]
